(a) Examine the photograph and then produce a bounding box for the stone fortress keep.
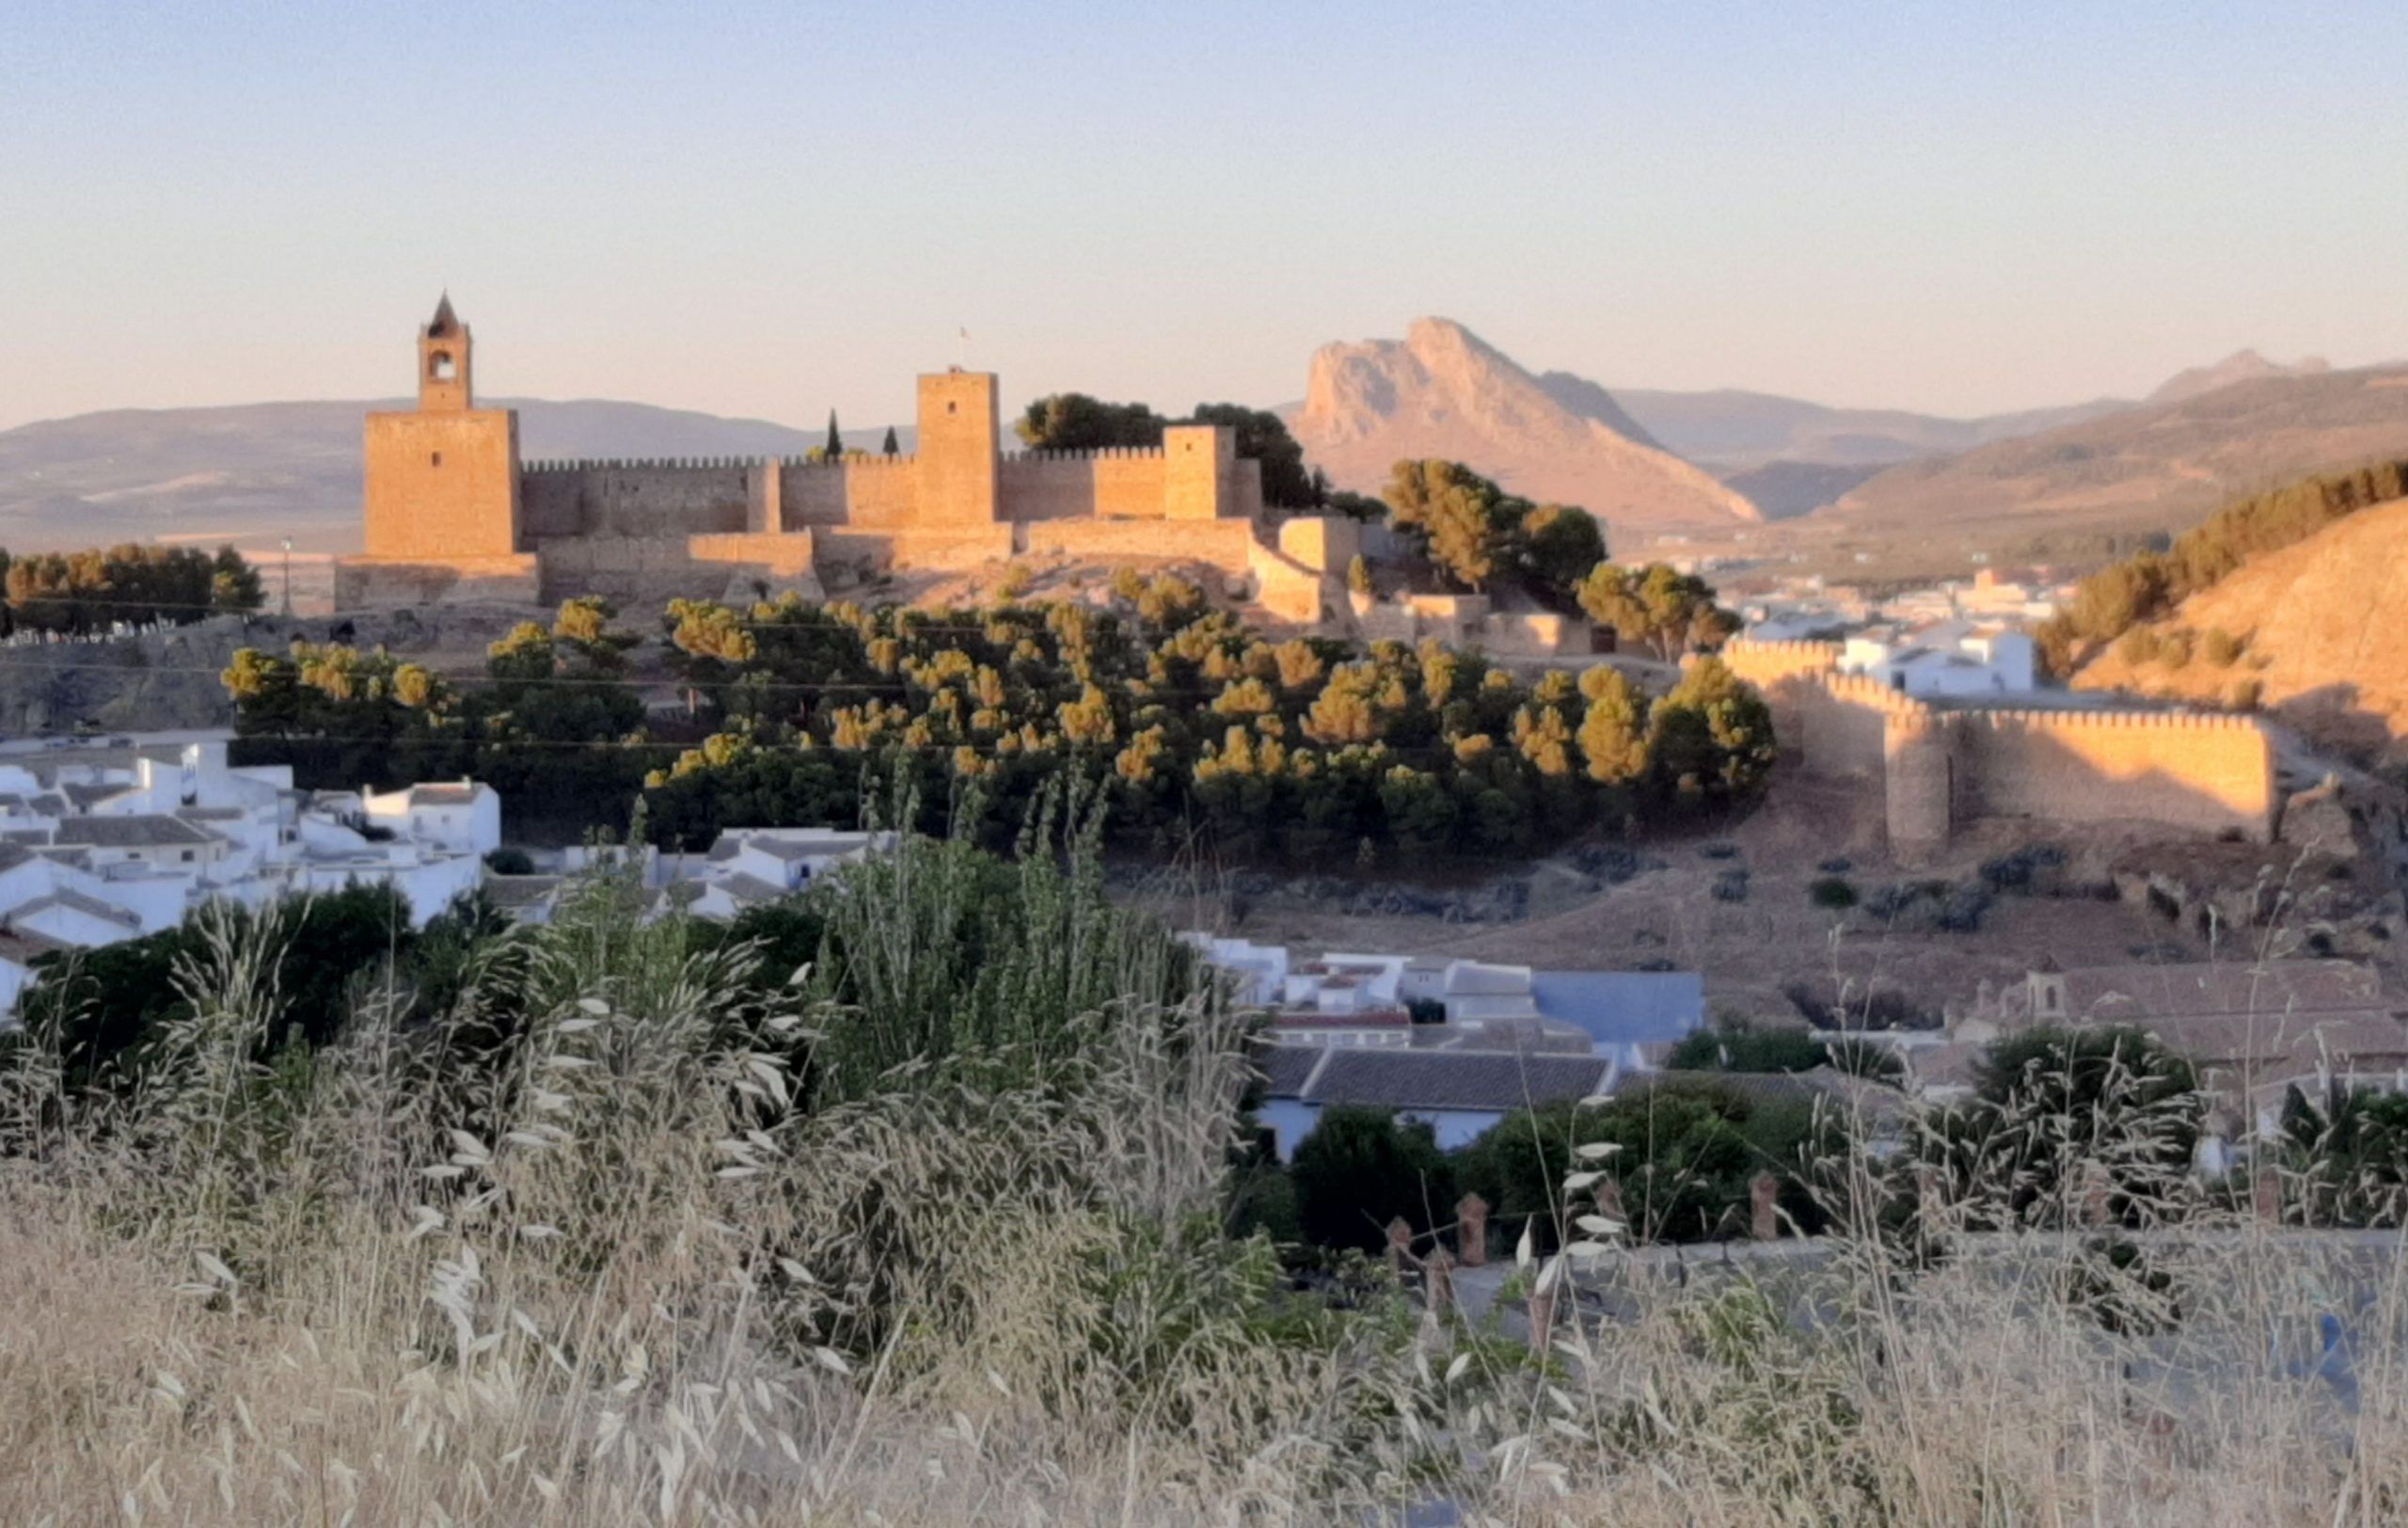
[338,297,1347,616]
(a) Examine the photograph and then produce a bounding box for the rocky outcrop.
[1291,318,1758,535]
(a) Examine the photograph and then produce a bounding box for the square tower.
[363,295,522,559]
[915,370,1000,524]
[1164,423,1241,520]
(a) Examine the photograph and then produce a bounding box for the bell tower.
[418,294,472,410]
[356,293,523,569]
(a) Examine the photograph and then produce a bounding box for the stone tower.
[360,295,522,560]
[914,369,1000,524]
[419,294,473,410]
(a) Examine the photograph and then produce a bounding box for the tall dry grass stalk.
[4,829,2408,1525]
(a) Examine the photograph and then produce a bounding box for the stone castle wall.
[1715,639,2278,851]
[334,553,541,609]
[519,458,759,541]
[997,450,1169,521]
[1945,708,2274,842]
[349,311,1285,614]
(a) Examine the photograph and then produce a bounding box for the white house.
[0,734,509,1014]
[361,781,503,857]
[1840,621,2036,697]
[678,827,899,919]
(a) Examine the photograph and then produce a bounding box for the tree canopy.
[0,542,262,634]
[1013,393,1319,507]
[1576,562,1741,661]
[1379,459,1607,604]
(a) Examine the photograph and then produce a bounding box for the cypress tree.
[881,425,900,456]
[825,410,843,457]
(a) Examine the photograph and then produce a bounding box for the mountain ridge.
[1291,317,1759,534]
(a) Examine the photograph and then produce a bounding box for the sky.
[5,1,2407,434]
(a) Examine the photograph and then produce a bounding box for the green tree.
[1576,562,1741,661]
[1382,459,1520,591]
[1520,503,1608,601]
[881,425,900,456]
[1576,665,1650,786]
[1647,656,1776,804]
[1455,1081,1824,1247]
[1014,393,1168,451]
[1184,403,1315,507]
[210,545,265,613]
[1289,1106,1456,1252]
[1927,1027,2202,1229]
[825,409,844,456]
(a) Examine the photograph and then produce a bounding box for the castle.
[337,297,1345,616]
[1719,639,2278,853]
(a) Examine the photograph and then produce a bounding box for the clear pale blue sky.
[5,1,2405,432]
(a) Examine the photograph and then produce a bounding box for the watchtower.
[914,369,1000,523]
[419,294,473,410]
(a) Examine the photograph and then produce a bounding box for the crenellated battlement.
[1723,638,1845,663]
[1945,706,2266,734]
[1819,673,1934,718]
[1001,446,1169,464]
[522,455,764,474]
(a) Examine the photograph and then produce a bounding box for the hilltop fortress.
[1720,639,2278,853]
[336,298,1346,617]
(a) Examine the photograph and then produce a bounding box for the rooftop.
[1263,1046,1614,1112]
[49,816,222,850]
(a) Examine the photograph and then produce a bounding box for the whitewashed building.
[0,734,504,1011]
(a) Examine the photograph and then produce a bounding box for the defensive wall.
[1716,639,2279,852]
[338,300,1327,614]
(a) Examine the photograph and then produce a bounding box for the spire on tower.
[427,293,460,338]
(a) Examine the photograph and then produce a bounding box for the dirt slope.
[2075,494,2408,761]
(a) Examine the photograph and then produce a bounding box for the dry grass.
[7,854,2408,1524]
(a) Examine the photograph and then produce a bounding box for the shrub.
[1808,876,1859,911]
[1710,868,1751,903]
[1669,1027,1824,1073]
[2115,628,2161,667]
[2202,627,2243,667]
[483,846,535,875]
[1290,1106,1455,1253]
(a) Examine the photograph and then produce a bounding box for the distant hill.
[0,400,891,553]
[1605,387,2128,473]
[1824,365,2408,541]
[2073,492,2408,762]
[2146,348,2330,406]
[1290,318,1757,537]
[1715,460,1889,521]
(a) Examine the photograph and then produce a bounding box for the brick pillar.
[1456,1194,1489,1267]
[1386,1217,1414,1277]
[2253,1166,2283,1226]
[1595,1175,1626,1232]
[1425,1249,1456,1320]
[1750,1171,1780,1241]
[2080,1163,2114,1228]
[1527,1280,1555,1347]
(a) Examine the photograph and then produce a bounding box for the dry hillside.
[2075,494,2408,762]
[1291,318,1758,536]
[1828,365,2408,541]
